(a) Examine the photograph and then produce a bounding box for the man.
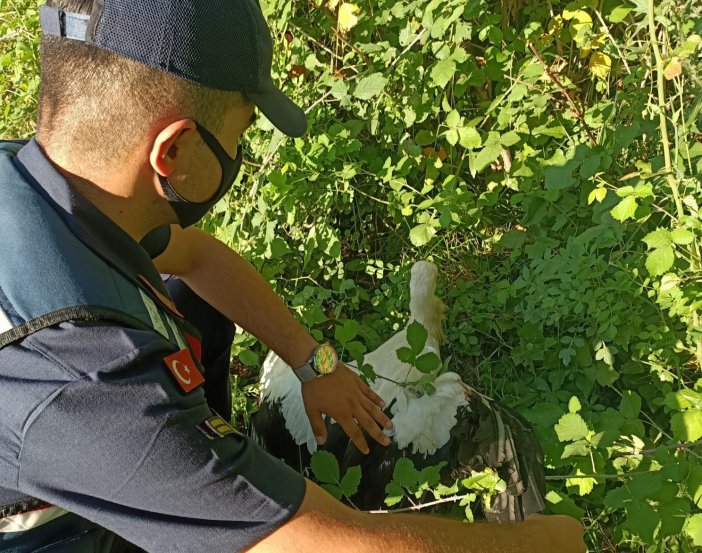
[0,0,586,551]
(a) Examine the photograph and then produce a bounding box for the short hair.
[38,0,246,168]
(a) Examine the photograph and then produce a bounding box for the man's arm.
[245,479,587,553]
[153,225,392,453]
[154,225,317,368]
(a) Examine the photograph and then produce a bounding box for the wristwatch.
[293,343,339,382]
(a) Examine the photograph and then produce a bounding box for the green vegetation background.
[2,0,702,550]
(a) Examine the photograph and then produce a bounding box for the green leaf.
[472,143,502,173]
[588,187,607,204]
[671,409,702,442]
[671,228,695,245]
[566,473,597,496]
[643,229,672,249]
[311,451,340,484]
[568,396,582,413]
[430,58,456,88]
[396,346,415,364]
[417,462,446,490]
[406,321,429,355]
[462,469,504,492]
[445,110,461,128]
[562,441,589,458]
[238,349,259,366]
[415,351,440,373]
[384,481,405,507]
[604,486,632,508]
[665,389,702,411]
[321,483,343,500]
[610,195,638,222]
[620,391,642,419]
[684,513,702,546]
[335,319,360,344]
[629,472,662,499]
[393,458,420,488]
[645,246,674,276]
[687,465,702,508]
[625,500,660,545]
[458,127,482,149]
[658,498,691,538]
[409,224,436,247]
[340,466,362,498]
[544,164,576,190]
[607,5,633,22]
[545,490,586,519]
[500,131,520,147]
[353,73,387,100]
[555,412,589,442]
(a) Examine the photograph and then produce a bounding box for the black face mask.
[158,121,243,228]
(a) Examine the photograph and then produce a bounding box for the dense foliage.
[3,0,702,550]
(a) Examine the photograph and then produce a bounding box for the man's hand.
[301,363,393,454]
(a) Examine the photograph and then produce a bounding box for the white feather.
[259,261,469,457]
[260,352,318,453]
[389,372,468,455]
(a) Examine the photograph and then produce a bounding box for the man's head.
[38,0,246,171]
[36,0,303,236]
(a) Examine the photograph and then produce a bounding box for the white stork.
[252,261,545,522]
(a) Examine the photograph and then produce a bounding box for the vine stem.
[367,493,474,514]
[646,0,702,367]
[646,0,683,217]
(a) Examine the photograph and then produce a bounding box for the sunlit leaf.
[588,187,607,204]
[610,195,638,222]
[338,3,360,33]
[646,246,674,276]
[589,52,611,79]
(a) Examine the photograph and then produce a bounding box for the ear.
[149,119,198,178]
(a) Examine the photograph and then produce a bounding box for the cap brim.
[247,80,307,138]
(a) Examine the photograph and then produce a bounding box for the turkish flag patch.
[164,348,204,393]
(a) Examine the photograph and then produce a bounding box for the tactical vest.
[0,141,201,539]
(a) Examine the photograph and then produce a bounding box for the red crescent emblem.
[164,348,204,393]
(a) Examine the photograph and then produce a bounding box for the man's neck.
[41,142,171,242]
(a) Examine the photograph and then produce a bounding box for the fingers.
[305,406,328,446]
[360,381,386,408]
[356,408,391,448]
[361,396,393,430]
[339,417,370,454]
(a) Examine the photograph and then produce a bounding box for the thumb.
[306,407,327,445]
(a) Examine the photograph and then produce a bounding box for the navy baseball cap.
[39,0,307,137]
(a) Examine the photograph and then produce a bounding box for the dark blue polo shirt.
[0,140,305,552]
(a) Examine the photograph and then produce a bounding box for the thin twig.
[528,43,598,146]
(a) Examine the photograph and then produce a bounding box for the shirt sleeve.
[13,323,306,553]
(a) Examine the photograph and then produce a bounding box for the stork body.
[251,261,545,522]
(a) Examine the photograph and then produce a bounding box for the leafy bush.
[3,0,702,550]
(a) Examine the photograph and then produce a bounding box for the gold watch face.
[315,344,338,375]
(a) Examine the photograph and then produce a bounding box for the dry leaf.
[664,57,683,80]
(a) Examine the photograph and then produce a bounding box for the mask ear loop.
[194,122,241,167]
[158,123,243,204]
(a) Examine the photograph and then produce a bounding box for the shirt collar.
[12,139,169,296]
